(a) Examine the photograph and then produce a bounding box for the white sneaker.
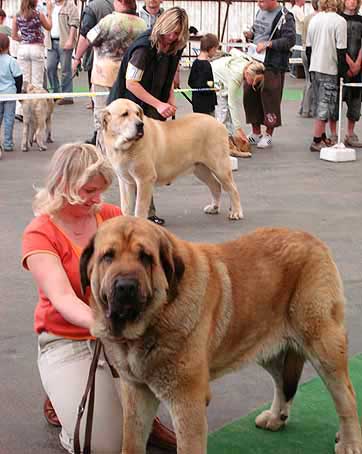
[257,134,272,149]
[248,133,262,145]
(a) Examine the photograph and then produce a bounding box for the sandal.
[147,417,177,452]
[43,397,61,427]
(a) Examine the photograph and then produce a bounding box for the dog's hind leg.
[194,163,221,215]
[306,326,362,454]
[35,120,47,151]
[256,348,305,431]
[46,115,53,143]
[21,122,30,152]
[208,162,243,220]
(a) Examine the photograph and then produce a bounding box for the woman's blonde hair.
[33,143,114,216]
[319,0,339,11]
[338,0,360,12]
[244,60,265,90]
[151,7,189,54]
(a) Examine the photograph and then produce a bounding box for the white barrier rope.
[0,87,220,103]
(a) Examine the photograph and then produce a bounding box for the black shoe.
[85,131,97,145]
[15,114,23,122]
[148,215,165,226]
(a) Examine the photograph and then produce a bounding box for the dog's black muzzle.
[106,277,142,335]
[136,121,144,138]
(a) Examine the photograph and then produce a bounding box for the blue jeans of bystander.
[47,39,73,93]
[0,100,16,150]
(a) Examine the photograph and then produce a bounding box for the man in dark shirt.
[340,0,362,147]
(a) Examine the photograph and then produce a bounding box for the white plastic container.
[320,144,356,162]
[230,156,239,171]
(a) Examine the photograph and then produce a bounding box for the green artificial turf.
[208,355,362,454]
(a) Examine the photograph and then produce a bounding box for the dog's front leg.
[119,380,159,454]
[135,180,155,218]
[118,177,136,215]
[167,383,209,454]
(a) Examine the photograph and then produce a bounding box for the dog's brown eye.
[100,250,115,264]
[139,250,153,267]
[122,111,128,117]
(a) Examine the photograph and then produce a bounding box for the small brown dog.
[20,83,54,152]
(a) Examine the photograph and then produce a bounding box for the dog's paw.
[255,410,286,431]
[228,210,243,220]
[204,204,220,215]
[335,440,362,454]
[230,151,252,158]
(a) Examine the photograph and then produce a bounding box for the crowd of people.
[0,0,362,157]
[0,0,359,451]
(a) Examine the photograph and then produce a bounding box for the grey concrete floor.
[1,70,362,454]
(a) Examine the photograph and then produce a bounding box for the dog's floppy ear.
[159,232,185,303]
[137,105,144,120]
[100,109,111,131]
[80,236,95,294]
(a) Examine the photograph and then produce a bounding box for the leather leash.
[74,338,102,454]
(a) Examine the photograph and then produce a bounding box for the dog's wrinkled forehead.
[94,216,160,260]
[108,99,143,121]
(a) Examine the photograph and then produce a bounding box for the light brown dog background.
[20,83,54,152]
[80,216,362,454]
[100,99,243,220]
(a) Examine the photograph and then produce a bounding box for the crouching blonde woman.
[211,49,265,155]
[21,143,176,453]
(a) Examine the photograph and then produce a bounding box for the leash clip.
[78,403,85,417]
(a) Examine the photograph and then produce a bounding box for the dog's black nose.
[114,277,138,299]
[136,122,144,134]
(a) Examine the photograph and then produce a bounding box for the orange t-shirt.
[22,203,122,339]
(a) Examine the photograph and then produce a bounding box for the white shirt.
[211,50,253,130]
[51,3,62,39]
[291,5,305,35]
[307,12,347,75]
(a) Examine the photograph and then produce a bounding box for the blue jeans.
[0,100,16,149]
[47,39,73,93]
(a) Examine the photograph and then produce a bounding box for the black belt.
[51,37,59,40]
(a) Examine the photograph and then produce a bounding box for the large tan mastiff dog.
[100,99,243,220]
[80,216,362,454]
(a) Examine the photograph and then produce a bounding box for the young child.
[0,32,23,155]
[188,33,219,115]
[211,49,265,156]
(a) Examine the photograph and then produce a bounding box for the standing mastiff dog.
[80,216,362,454]
[100,98,243,220]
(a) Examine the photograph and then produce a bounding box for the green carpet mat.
[208,355,362,454]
